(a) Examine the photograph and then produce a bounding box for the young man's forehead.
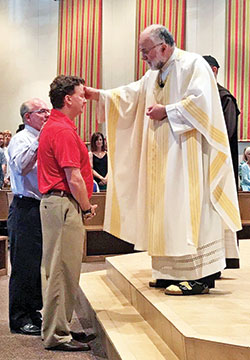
[74,84,85,93]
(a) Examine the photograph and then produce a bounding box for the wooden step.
[105,249,250,360]
[78,270,179,360]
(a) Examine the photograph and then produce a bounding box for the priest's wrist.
[161,107,167,120]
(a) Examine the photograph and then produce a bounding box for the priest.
[85,24,241,295]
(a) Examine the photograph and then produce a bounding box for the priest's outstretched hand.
[84,86,100,101]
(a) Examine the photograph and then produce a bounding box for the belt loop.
[60,190,64,197]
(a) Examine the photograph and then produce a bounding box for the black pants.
[8,196,43,330]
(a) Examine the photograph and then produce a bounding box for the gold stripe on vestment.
[147,121,169,255]
[213,185,241,228]
[182,98,228,147]
[210,151,227,184]
[186,129,201,248]
[148,81,171,255]
[108,90,121,237]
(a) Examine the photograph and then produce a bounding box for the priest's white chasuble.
[98,48,241,280]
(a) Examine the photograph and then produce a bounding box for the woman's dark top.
[93,153,107,184]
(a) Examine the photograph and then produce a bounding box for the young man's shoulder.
[44,118,75,136]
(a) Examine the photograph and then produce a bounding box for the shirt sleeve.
[97,78,144,124]
[8,136,39,175]
[52,129,81,169]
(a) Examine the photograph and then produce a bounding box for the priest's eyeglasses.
[140,42,163,56]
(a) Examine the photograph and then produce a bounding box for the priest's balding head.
[139,25,175,70]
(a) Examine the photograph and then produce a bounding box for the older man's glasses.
[140,42,163,56]
[29,109,50,115]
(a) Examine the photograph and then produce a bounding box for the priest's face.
[139,32,173,70]
[139,34,166,70]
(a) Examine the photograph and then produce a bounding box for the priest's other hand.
[146,104,167,121]
[84,86,100,101]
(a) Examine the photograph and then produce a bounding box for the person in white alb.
[85,24,241,295]
[8,98,50,334]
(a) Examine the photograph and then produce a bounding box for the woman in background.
[240,147,250,191]
[89,132,108,191]
[0,132,4,148]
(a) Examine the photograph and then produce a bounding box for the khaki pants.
[40,195,84,348]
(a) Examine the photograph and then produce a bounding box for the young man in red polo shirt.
[37,75,97,352]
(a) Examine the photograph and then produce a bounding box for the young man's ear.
[64,94,72,106]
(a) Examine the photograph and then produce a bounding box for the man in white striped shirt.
[8,98,49,335]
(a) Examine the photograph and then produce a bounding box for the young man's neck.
[55,107,76,121]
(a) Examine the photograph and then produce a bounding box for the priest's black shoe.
[47,339,90,352]
[70,331,96,343]
[11,323,41,336]
[149,279,179,288]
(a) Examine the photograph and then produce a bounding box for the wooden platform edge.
[105,256,250,360]
[77,270,179,360]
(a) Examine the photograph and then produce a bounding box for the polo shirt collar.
[50,109,77,131]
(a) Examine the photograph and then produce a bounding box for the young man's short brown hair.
[49,75,85,109]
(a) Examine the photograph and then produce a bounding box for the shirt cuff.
[166,104,193,135]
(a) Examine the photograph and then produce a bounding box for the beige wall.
[186,0,226,85]
[102,0,136,89]
[101,0,226,89]
[0,0,58,134]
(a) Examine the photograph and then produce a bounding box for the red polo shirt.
[37,109,93,198]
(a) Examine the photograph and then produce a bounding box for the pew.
[237,191,250,239]
[238,191,250,226]
[0,236,8,276]
[0,190,10,238]
[7,191,14,207]
[82,192,135,262]
[0,190,10,276]
[0,190,9,222]
[82,192,106,261]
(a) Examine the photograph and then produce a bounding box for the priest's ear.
[161,43,172,59]
[161,43,168,53]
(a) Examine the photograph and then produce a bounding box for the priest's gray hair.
[149,25,175,47]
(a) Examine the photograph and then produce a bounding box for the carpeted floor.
[0,260,108,360]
